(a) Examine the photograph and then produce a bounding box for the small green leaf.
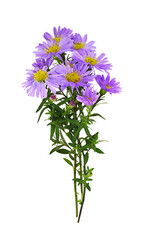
[49,144,63,154]
[57,97,71,106]
[81,144,90,151]
[50,125,55,140]
[84,126,92,137]
[69,153,74,160]
[85,183,91,191]
[84,152,89,164]
[49,101,65,114]
[63,158,73,167]
[55,126,59,142]
[90,113,105,120]
[36,99,46,113]
[93,147,104,154]
[73,124,84,144]
[56,149,70,154]
[37,106,48,123]
[60,130,70,148]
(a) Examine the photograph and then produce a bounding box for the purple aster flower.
[34,37,73,60]
[22,66,57,99]
[95,74,121,94]
[77,87,99,106]
[44,26,72,43]
[71,33,96,52]
[51,62,94,92]
[32,58,53,69]
[72,50,112,73]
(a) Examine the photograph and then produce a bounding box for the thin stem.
[73,104,78,217]
[74,149,78,217]
[77,151,86,222]
[78,139,83,200]
[77,187,86,223]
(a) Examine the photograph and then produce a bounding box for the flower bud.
[69,100,75,108]
[50,94,56,101]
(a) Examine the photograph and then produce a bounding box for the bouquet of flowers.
[22,26,121,222]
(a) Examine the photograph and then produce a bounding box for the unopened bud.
[50,94,56,101]
[69,100,75,107]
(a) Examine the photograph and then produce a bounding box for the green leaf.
[60,130,70,148]
[50,125,55,140]
[73,178,83,184]
[57,97,71,106]
[56,149,70,154]
[63,158,73,167]
[68,119,80,125]
[93,147,104,154]
[69,153,74,160]
[55,126,59,142]
[90,113,105,120]
[36,99,46,113]
[37,106,48,123]
[49,144,63,154]
[49,101,65,114]
[73,124,84,144]
[84,152,89,164]
[80,144,90,151]
[85,183,91,191]
[66,132,73,141]
[84,126,92,137]
[53,55,62,64]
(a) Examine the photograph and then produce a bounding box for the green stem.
[77,187,86,223]
[77,151,86,222]
[73,104,78,217]
[74,149,78,217]
[78,139,83,200]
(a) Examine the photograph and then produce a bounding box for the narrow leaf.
[36,99,46,113]
[93,147,104,154]
[56,149,70,154]
[50,144,63,154]
[55,126,59,142]
[37,106,48,123]
[50,125,55,140]
[63,158,73,167]
[84,152,89,164]
[91,113,105,120]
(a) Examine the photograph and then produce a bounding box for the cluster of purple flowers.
[23,26,121,105]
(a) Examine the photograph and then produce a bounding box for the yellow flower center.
[69,63,73,68]
[54,36,61,43]
[74,42,85,50]
[33,70,48,82]
[85,56,98,66]
[51,35,61,43]
[65,71,81,83]
[45,43,60,53]
[87,96,93,101]
[106,84,111,89]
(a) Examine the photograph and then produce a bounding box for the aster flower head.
[73,50,112,73]
[51,62,94,92]
[77,87,99,106]
[34,37,73,60]
[44,26,72,43]
[71,33,96,52]
[95,74,121,94]
[22,65,57,99]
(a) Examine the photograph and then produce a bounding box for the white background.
[0,0,145,239]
